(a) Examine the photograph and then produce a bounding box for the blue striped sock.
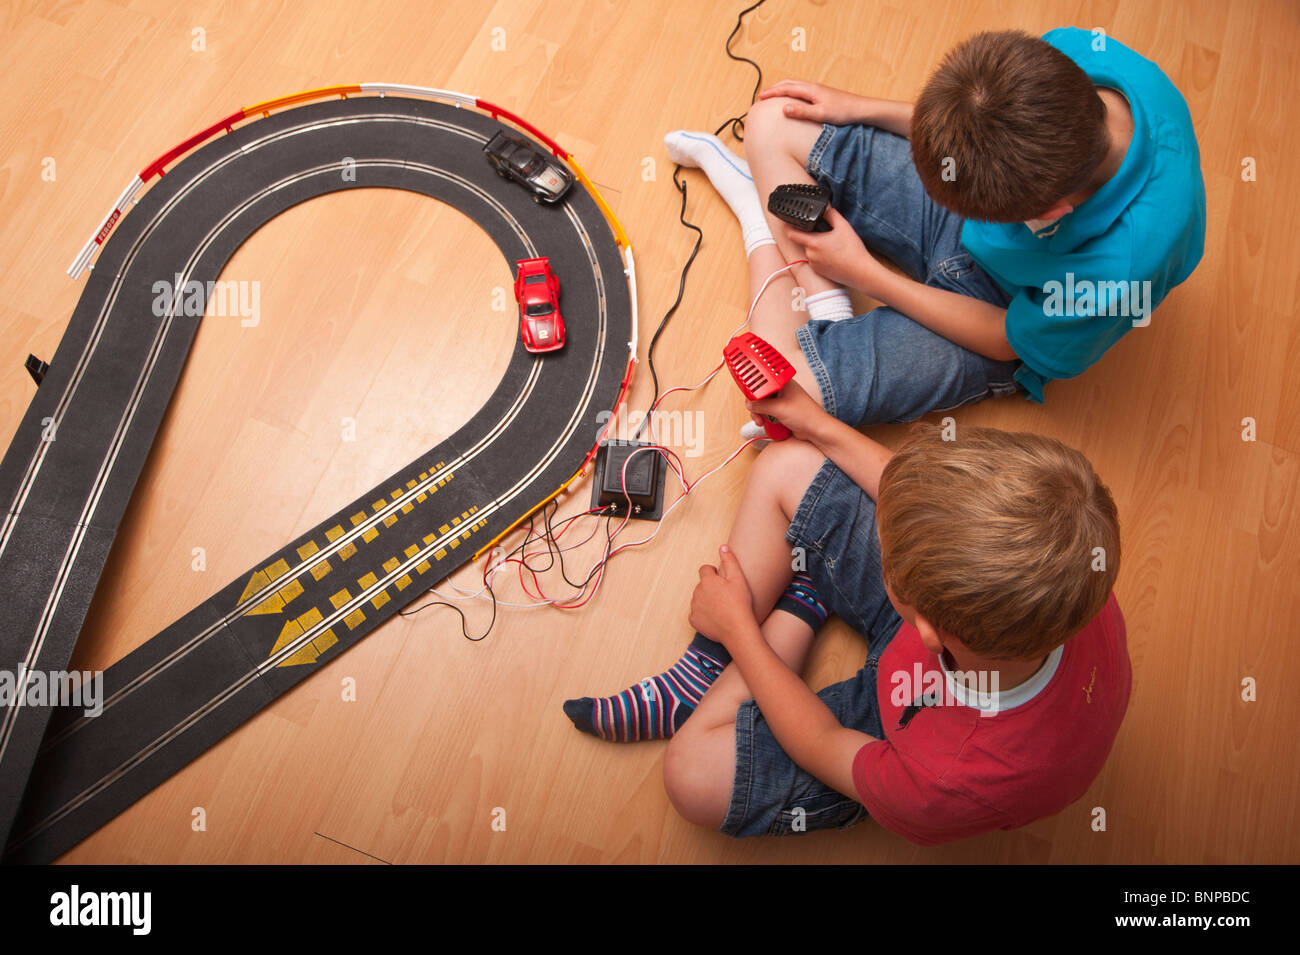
[774,573,828,631]
[563,634,729,741]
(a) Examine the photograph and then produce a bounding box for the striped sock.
[563,633,729,741]
[774,573,829,631]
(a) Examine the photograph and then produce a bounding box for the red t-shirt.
[851,593,1130,845]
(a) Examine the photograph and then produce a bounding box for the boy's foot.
[664,130,774,256]
[563,634,729,741]
[562,575,830,742]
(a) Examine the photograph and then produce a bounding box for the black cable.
[720,0,768,141]
[630,0,766,442]
[556,508,621,593]
[543,500,617,593]
[407,1,771,626]
[631,169,704,442]
[399,576,497,642]
[401,500,621,637]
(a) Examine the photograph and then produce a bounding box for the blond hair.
[877,424,1120,658]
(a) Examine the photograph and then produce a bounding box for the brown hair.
[910,30,1110,222]
[876,424,1120,659]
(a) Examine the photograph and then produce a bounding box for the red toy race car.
[513,257,566,353]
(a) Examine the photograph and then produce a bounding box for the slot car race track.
[0,86,636,863]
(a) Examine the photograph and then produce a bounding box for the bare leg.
[745,243,822,406]
[745,96,843,299]
[663,439,827,828]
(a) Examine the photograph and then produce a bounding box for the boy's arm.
[758,80,913,138]
[691,549,879,801]
[784,207,1020,362]
[870,265,1018,361]
[748,382,894,499]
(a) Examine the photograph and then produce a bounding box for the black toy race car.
[483,130,574,204]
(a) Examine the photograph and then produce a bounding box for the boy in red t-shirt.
[566,398,1130,843]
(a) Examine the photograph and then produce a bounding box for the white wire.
[647,260,801,446]
[449,260,803,609]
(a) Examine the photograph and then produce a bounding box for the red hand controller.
[723,332,796,441]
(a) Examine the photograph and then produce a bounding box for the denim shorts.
[720,458,904,838]
[798,122,1026,427]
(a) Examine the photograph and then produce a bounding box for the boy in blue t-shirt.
[651,27,1206,423]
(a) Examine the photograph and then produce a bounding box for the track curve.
[0,94,632,862]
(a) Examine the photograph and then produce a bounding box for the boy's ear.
[1036,199,1075,223]
[914,614,945,655]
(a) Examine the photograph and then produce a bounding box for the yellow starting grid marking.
[255,470,492,669]
[237,463,451,616]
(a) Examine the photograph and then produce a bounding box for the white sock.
[664,130,774,256]
[805,288,855,322]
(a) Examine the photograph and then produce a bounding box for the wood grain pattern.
[0,0,1295,863]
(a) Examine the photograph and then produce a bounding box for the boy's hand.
[758,80,870,125]
[784,206,882,294]
[689,546,757,649]
[747,379,830,445]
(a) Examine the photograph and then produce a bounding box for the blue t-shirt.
[960,27,1206,402]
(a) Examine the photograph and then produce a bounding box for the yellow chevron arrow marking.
[310,629,338,657]
[237,569,274,609]
[240,557,295,615]
[271,607,339,667]
[275,575,304,607]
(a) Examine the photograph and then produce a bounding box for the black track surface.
[0,95,629,862]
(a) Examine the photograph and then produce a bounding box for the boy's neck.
[940,645,1050,693]
[1073,87,1135,203]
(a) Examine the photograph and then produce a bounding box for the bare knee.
[663,731,731,830]
[750,438,826,512]
[744,96,821,166]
